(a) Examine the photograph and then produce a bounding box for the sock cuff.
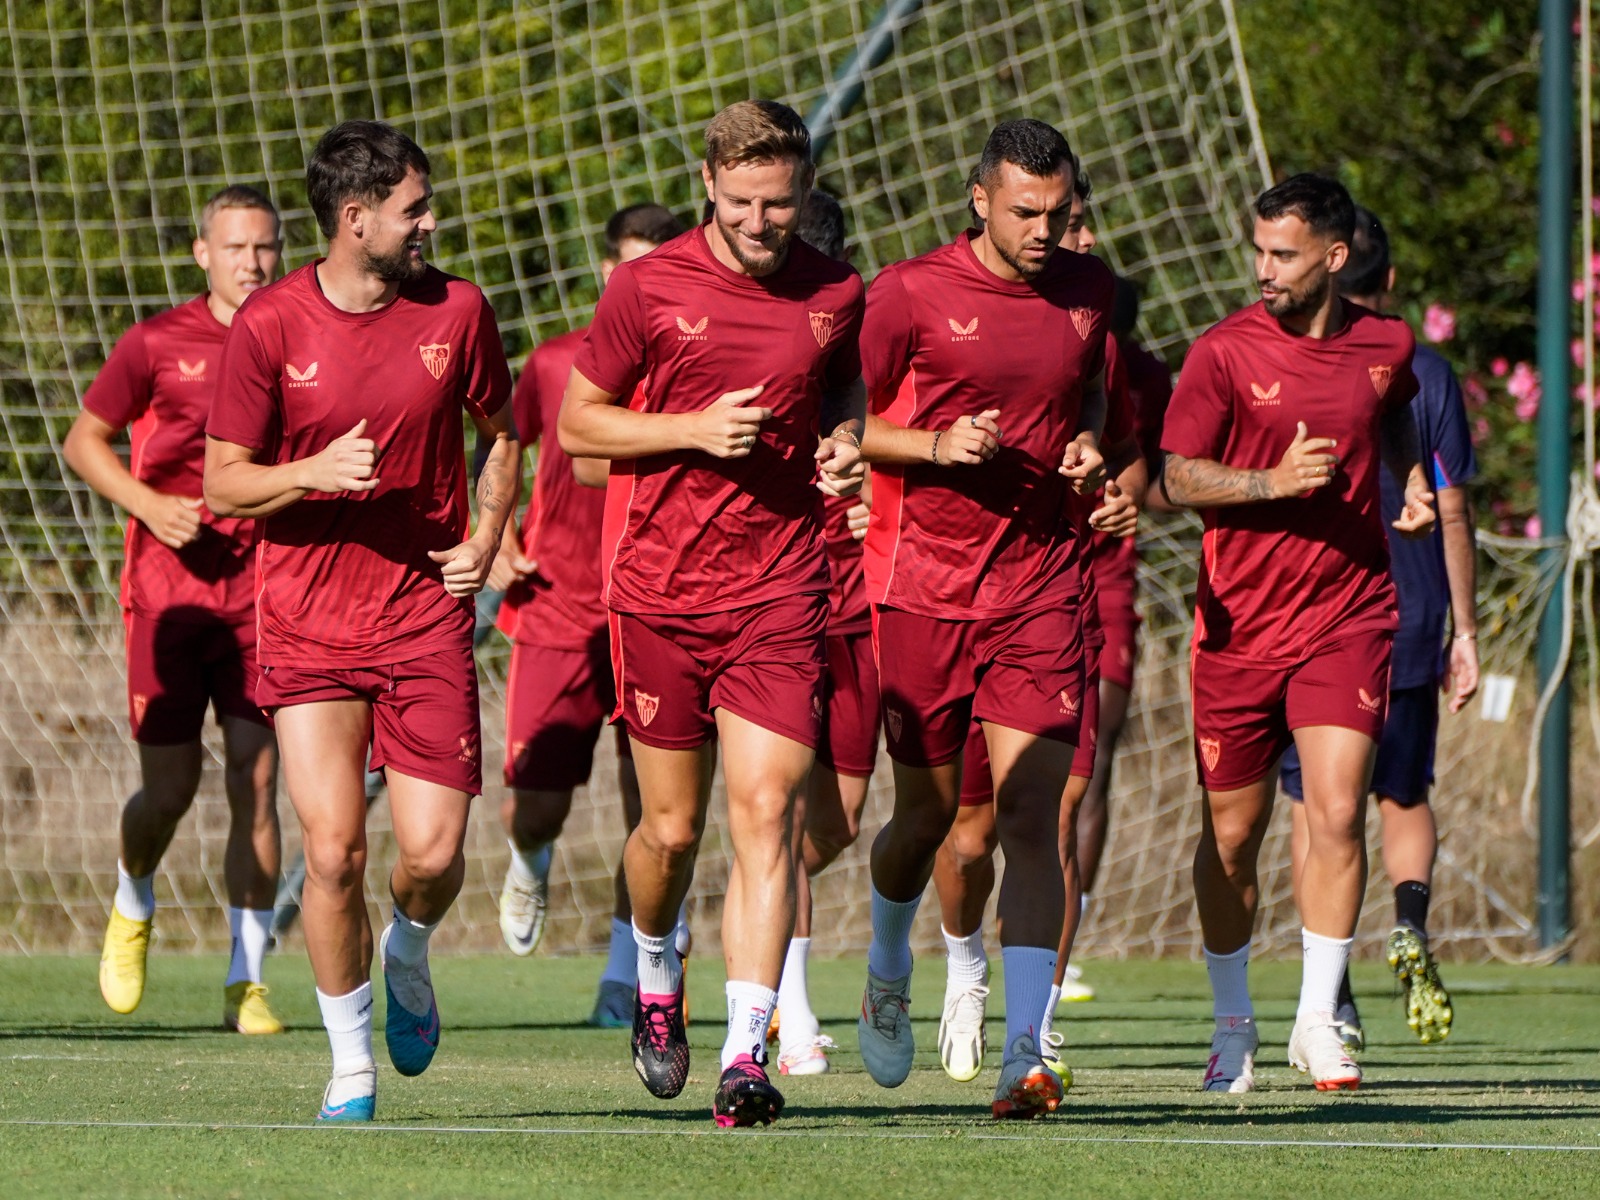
[870,884,920,915]
[316,982,374,1032]
[392,907,439,934]
[1203,942,1251,965]
[1301,928,1354,950]
[631,921,673,951]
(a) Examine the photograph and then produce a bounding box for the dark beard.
[1262,272,1329,319]
[715,219,789,276]
[366,240,426,283]
[994,237,1052,280]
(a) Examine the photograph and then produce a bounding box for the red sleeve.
[573,264,647,397]
[1102,332,1134,446]
[1386,325,1420,411]
[510,352,544,448]
[82,324,152,429]
[1160,334,1232,460]
[860,268,915,411]
[463,294,513,421]
[821,276,865,392]
[206,313,280,452]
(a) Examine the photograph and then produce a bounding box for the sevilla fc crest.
[1068,307,1095,341]
[1199,736,1221,773]
[132,694,149,726]
[635,691,660,727]
[1368,363,1393,397]
[885,706,904,742]
[809,310,835,348]
[419,342,452,380]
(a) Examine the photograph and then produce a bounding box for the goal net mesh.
[0,0,1574,962]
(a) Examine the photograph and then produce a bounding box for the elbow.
[203,470,242,518]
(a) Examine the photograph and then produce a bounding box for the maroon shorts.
[124,611,267,746]
[875,600,1085,769]
[257,642,482,795]
[817,631,882,778]
[959,637,1101,805]
[1097,594,1140,693]
[1190,626,1393,792]
[609,593,829,751]
[504,635,631,792]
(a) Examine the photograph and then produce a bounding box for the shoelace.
[947,985,988,1025]
[110,923,149,971]
[638,1001,678,1056]
[866,987,908,1036]
[504,879,542,922]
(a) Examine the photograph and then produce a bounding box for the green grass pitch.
[3,954,1598,1197]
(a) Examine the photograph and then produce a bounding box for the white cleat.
[1288,1012,1363,1091]
[1201,1016,1258,1093]
[858,969,915,1088]
[777,1034,836,1076]
[498,853,549,957]
[1058,963,1095,1003]
[991,1032,1064,1119]
[937,981,989,1083]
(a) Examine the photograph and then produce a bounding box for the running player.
[557,100,865,1127]
[928,161,1145,1087]
[205,120,517,1121]
[855,119,1110,1119]
[490,205,685,1028]
[65,186,285,1035]
[1161,174,1435,1093]
[770,189,880,1076]
[1280,205,1477,1049]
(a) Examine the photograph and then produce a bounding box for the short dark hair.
[1072,155,1092,202]
[604,203,685,257]
[1337,205,1391,299]
[307,120,431,239]
[976,119,1075,193]
[1253,172,1355,245]
[199,185,279,239]
[1111,276,1140,338]
[798,189,847,260]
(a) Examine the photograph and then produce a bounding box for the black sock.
[1336,967,1355,1011]
[1394,881,1431,934]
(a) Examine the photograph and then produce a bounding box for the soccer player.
[556,100,865,1127]
[64,186,285,1034]
[1161,174,1435,1093]
[770,189,880,1076]
[927,161,1145,1088]
[204,120,517,1121]
[855,118,1110,1120]
[1280,206,1477,1049]
[490,205,685,1027]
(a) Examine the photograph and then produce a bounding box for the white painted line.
[2,1118,1597,1153]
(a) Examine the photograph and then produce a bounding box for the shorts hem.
[621,725,715,752]
[375,757,482,797]
[715,702,819,752]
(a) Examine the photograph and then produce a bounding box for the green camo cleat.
[1387,926,1453,1044]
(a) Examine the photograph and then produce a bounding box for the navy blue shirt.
[1386,343,1476,689]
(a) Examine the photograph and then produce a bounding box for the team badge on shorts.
[808,310,835,348]
[1199,735,1221,773]
[1368,363,1393,397]
[635,691,660,727]
[132,694,149,725]
[419,342,452,380]
[885,705,904,742]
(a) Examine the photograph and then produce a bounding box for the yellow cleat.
[99,908,152,1014]
[224,981,285,1035]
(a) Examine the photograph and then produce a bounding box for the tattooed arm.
[1162,420,1339,508]
[428,400,521,598]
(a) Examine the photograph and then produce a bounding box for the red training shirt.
[1160,301,1419,664]
[823,491,870,636]
[83,294,257,622]
[495,327,608,651]
[575,225,865,616]
[207,262,512,667]
[1088,330,1141,618]
[861,231,1114,618]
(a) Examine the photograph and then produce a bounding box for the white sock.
[1002,945,1056,1049]
[317,982,375,1102]
[1298,928,1354,1020]
[942,926,989,992]
[1205,942,1254,1020]
[225,907,272,986]
[507,839,551,885]
[114,860,155,922]
[633,921,682,997]
[867,886,920,980]
[1080,892,1091,921]
[601,917,637,986]
[1040,983,1063,1040]
[384,908,437,969]
[776,938,819,1047]
[674,900,692,956]
[722,980,778,1069]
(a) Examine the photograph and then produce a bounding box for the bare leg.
[1192,777,1275,955]
[1377,796,1436,887]
[1076,679,1130,894]
[932,804,997,939]
[612,752,643,925]
[220,718,280,910]
[624,740,715,939]
[869,758,965,903]
[1293,725,1376,938]
[500,788,576,852]
[1054,774,1090,978]
[387,768,473,927]
[121,741,206,877]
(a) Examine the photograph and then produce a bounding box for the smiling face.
[356,165,437,282]
[193,206,281,316]
[973,159,1074,281]
[701,155,811,278]
[1253,212,1348,320]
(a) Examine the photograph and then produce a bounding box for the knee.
[303,834,366,893]
[507,791,572,846]
[808,813,859,868]
[946,813,998,869]
[638,810,703,861]
[396,841,464,888]
[1307,794,1364,846]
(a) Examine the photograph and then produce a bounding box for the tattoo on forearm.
[1164,455,1274,506]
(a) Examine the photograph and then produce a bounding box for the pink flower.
[1507,361,1540,403]
[1491,357,1510,378]
[1516,393,1540,421]
[1591,252,1600,278]
[1474,417,1491,441]
[1576,279,1591,302]
[1495,120,1516,147]
[1575,338,1589,367]
[1577,382,1600,410]
[1464,376,1489,408]
[1593,197,1600,216]
[1421,303,1456,343]
[1525,515,1542,539]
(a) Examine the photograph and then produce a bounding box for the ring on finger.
[741,434,755,449]
[970,414,979,427]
